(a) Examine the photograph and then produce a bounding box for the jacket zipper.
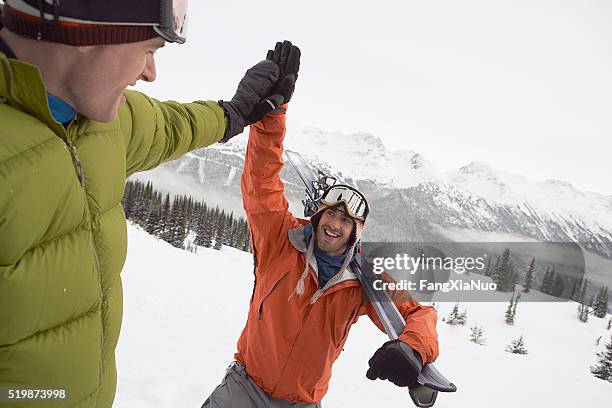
[65,123,105,385]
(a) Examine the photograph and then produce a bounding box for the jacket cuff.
[399,333,439,365]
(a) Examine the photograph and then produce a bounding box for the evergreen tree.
[224,213,234,246]
[469,326,486,345]
[590,335,612,382]
[552,272,565,298]
[242,222,251,252]
[577,304,589,323]
[214,212,225,250]
[493,249,511,291]
[203,214,214,248]
[523,258,535,293]
[492,249,521,292]
[176,196,189,249]
[505,335,528,355]
[608,318,612,331]
[512,292,521,319]
[446,303,467,326]
[484,256,492,277]
[541,267,554,295]
[489,255,500,280]
[159,193,171,238]
[505,295,515,325]
[122,180,137,220]
[145,196,162,236]
[194,205,209,247]
[594,286,610,319]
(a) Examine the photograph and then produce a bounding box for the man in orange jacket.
[202,42,439,408]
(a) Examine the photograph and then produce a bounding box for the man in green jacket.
[0,1,298,406]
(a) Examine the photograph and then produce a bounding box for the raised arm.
[241,110,301,263]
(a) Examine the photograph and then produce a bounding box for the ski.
[284,149,457,408]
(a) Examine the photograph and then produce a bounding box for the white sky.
[134,0,612,196]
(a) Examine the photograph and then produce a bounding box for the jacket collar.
[288,224,358,286]
[0,48,68,138]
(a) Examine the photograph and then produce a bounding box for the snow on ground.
[115,224,612,407]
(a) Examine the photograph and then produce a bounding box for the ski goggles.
[320,185,369,221]
[4,0,189,44]
[153,0,189,44]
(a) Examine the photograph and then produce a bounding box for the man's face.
[68,37,165,122]
[315,206,356,256]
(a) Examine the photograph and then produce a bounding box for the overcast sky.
[134,0,612,195]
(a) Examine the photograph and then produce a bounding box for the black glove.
[219,40,301,142]
[266,40,301,107]
[366,340,423,387]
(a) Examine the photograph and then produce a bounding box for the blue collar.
[47,93,77,125]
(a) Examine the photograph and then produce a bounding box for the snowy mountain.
[115,224,612,408]
[132,125,612,261]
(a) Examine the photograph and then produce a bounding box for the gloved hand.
[366,340,423,387]
[219,40,301,142]
[266,40,301,108]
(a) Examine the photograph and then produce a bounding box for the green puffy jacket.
[0,50,226,407]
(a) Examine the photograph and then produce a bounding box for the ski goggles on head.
[320,185,369,221]
[154,0,189,44]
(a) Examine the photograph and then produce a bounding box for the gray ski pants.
[201,361,322,408]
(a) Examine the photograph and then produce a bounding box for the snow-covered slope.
[115,224,612,408]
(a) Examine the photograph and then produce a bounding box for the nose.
[140,54,157,82]
[327,217,342,231]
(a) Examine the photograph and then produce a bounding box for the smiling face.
[315,205,357,256]
[65,37,166,122]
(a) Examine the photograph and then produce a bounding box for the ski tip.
[422,381,457,393]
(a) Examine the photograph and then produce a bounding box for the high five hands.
[220,40,301,142]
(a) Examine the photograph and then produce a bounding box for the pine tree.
[523,258,535,293]
[577,286,591,324]
[541,267,554,295]
[224,213,234,246]
[176,196,189,249]
[469,326,486,345]
[505,335,528,355]
[552,272,565,298]
[145,197,162,236]
[493,249,511,291]
[608,318,612,331]
[484,256,492,277]
[512,292,521,319]
[242,221,251,252]
[590,335,612,382]
[159,193,171,238]
[446,303,467,326]
[194,206,208,247]
[214,212,225,250]
[203,214,214,248]
[594,286,610,319]
[505,295,515,325]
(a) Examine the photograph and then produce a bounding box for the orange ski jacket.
[236,110,439,404]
